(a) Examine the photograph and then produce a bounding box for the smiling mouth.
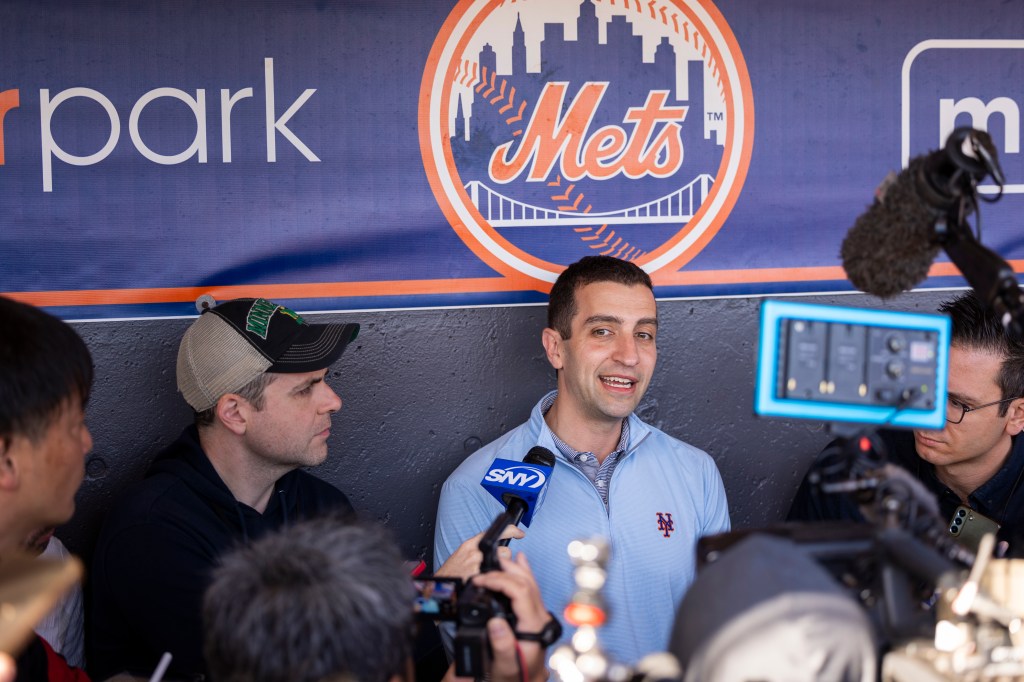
[601,376,636,389]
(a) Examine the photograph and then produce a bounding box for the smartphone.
[948,505,1001,551]
[412,576,461,621]
[0,551,83,656]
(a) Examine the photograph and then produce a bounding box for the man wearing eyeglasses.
[788,290,1024,550]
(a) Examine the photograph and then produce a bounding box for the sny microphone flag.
[480,458,553,527]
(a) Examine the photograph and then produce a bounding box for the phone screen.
[412,577,461,620]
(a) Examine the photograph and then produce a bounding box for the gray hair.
[203,516,414,682]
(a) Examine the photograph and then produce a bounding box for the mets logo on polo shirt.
[420,0,753,288]
[656,512,675,537]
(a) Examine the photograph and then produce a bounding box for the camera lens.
[957,509,967,518]
[954,517,963,526]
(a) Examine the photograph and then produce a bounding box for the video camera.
[416,451,558,680]
[412,561,516,678]
[738,293,1024,678]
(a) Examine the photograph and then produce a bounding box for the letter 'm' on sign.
[939,97,1021,154]
[489,82,606,184]
[40,87,121,193]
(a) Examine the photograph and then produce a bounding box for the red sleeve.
[39,638,90,682]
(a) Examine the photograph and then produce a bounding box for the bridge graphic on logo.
[464,173,714,228]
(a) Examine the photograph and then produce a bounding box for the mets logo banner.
[420,0,751,287]
[0,0,1021,318]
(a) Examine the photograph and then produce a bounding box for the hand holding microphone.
[442,446,558,678]
[434,446,555,581]
[434,525,524,581]
[477,446,555,570]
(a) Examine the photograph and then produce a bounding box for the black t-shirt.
[88,425,354,681]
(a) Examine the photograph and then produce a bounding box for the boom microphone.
[842,128,1024,336]
[840,154,944,298]
[840,127,997,298]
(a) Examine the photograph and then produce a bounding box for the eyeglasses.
[946,396,1020,424]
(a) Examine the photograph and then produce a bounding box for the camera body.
[452,580,515,677]
[423,451,555,679]
[412,575,515,678]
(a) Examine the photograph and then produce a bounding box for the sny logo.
[656,512,674,538]
[483,465,548,489]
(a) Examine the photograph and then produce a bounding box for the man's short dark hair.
[0,296,93,443]
[547,256,654,339]
[940,290,1024,414]
[194,372,274,428]
[203,516,413,682]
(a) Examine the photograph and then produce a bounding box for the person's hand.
[468,552,553,682]
[0,652,15,682]
[441,617,549,682]
[434,525,524,581]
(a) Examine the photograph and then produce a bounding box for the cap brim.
[269,322,359,373]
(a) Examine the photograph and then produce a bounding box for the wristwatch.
[515,611,563,647]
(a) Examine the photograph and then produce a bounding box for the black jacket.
[88,425,353,681]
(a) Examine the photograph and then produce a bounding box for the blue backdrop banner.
[0,0,1021,318]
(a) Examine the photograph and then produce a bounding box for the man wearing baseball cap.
[88,298,360,682]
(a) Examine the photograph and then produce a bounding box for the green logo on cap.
[246,298,305,339]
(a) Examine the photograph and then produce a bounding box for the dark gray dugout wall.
[63,289,956,564]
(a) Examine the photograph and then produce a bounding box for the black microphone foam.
[840,154,943,298]
[523,445,556,469]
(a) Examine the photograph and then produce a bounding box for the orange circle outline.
[419,0,755,289]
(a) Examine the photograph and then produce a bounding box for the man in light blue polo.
[434,255,730,665]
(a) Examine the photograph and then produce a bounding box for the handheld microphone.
[477,446,555,569]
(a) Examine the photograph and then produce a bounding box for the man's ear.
[541,327,565,371]
[0,437,22,491]
[1007,397,1024,436]
[215,394,249,436]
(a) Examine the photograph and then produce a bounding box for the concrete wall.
[62,288,955,565]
